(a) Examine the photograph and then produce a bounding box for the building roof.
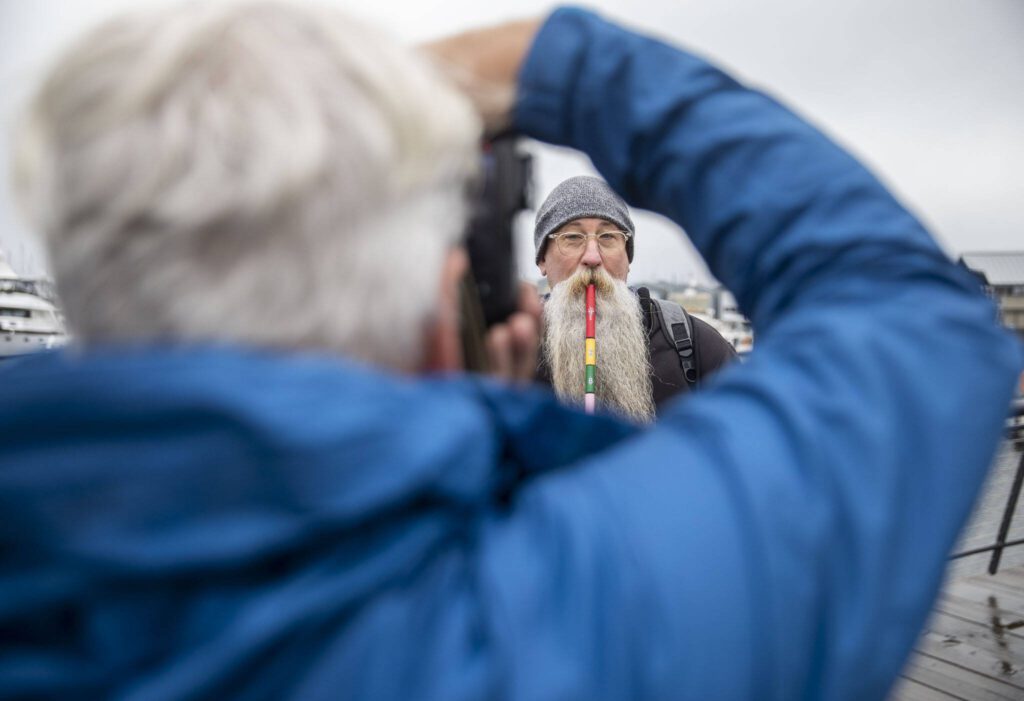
[959,252,1024,286]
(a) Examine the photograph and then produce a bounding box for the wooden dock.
[889,566,1024,700]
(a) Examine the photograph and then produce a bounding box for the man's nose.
[580,237,603,267]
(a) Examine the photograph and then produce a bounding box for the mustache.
[561,266,617,297]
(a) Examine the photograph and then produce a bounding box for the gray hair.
[12,1,481,371]
[542,266,654,423]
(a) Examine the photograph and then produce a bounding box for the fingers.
[485,323,513,379]
[518,281,543,321]
[484,313,539,383]
[419,19,542,134]
[484,283,543,383]
[508,310,539,381]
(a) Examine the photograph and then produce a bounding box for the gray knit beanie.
[534,176,635,263]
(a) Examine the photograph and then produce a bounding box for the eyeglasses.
[547,230,631,256]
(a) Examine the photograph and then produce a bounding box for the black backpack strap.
[651,297,698,387]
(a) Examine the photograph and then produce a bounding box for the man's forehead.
[557,218,620,230]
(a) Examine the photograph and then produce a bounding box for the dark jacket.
[1,7,1020,701]
[640,290,738,405]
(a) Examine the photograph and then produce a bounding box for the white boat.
[717,310,754,356]
[694,310,754,357]
[0,252,66,358]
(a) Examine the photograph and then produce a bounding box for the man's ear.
[421,248,468,374]
[538,259,547,276]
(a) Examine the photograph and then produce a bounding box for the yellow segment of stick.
[585,338,596,366]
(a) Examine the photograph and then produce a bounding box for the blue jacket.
[1,7,1020,701]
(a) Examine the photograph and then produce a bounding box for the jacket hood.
[1,346,497,575]
[0,345,635,697]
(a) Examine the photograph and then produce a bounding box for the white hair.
[543,267,656,423]
[11,0,481,371]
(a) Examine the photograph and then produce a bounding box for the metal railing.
[948,398,1024,574]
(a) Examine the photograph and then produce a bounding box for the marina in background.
[0,249,65,358]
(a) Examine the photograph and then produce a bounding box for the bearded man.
[535,176,736,421]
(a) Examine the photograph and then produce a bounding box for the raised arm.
[437,8,1021,700]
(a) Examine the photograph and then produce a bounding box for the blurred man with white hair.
[11,2,492,374]
[1,3,1020,701]
[534,175,736,422]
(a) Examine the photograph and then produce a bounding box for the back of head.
[12,0,481,371]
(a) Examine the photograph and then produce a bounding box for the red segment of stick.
[585,284,596,338]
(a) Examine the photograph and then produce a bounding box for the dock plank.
[937,593,1024,639]
[888,566,1024,701]
[944,579,1024,615]
[889,676,965,701]
[900,654,1022,701]
[924,610,1024,662]
[913,628,1023,689]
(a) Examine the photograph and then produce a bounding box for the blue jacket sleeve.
[479,7,1024,701]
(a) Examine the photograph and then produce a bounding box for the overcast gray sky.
[2,0,1022,285]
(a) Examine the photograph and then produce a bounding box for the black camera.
[460,135,532,370]
[464,135,532,325]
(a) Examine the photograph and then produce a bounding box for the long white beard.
[543,267,656,423]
